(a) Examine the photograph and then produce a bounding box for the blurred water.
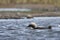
[0,17,60,40]
[0,8,31,11]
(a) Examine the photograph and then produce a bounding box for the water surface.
[0,17,60,40]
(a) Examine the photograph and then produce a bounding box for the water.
[0,8,31,11]
[0,17,60,40]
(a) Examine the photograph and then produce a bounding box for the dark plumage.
[28,22,52,29]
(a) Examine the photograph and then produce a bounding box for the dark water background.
[0,17,60,40]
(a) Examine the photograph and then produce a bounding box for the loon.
[27,22,52,29]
